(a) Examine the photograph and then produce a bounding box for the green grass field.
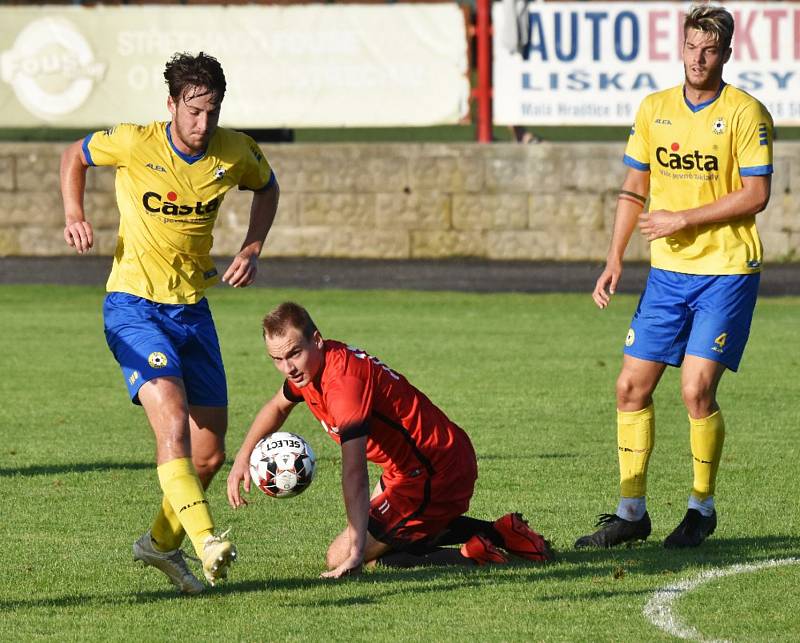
[2,285,799,641]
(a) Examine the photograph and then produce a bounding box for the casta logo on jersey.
[0,17,106,121]
[656,143,719,171]
[142,191,220,216]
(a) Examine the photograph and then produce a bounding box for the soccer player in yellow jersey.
[60,52,279,592]
[576,5,773,549]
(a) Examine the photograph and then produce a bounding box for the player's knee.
[616,373,648,408]
[194,449,226,481]
[155,420,192,459]
[325,535,349,570]
[680,383,715,417]
[325,546,340,571]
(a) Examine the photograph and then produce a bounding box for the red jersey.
[283,340,474,483]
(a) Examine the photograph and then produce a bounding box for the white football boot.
[200,530,237,586]
[132,530,204,595]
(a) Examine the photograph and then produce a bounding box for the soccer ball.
[249,431,316,498]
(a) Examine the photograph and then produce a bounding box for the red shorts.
[367,445,478,547]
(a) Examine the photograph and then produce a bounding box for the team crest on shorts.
[148,351,168,368]
[625,328,635,347]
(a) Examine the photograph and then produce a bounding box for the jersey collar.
[683,81,726,113]
[166,122,207,164]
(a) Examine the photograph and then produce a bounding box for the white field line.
[643,557,800,642]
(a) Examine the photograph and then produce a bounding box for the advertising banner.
[0,4,469,128]
[493,1,800,125]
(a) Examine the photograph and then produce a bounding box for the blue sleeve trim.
[81,133,95,166]
[623,154,649,171]
[740,164,773,177]
[252,171,277,192]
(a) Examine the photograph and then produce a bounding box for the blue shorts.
[103,292,227,406]
[623,268,760,372]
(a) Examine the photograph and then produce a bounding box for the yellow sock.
[618,405,655,498]
[150,496,185,552]
[690,410,725,500]
[157,457,214,557]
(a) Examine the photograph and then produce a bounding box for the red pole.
[475,0,492,143]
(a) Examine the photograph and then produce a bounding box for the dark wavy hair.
[163,51,226,104]
[263,302,319,341]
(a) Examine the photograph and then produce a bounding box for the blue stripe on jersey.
[252,171,277,192]
[623,154,649,171]
[740,164,773,176]
[82,133,96,166]
[683,82,725,113]
[166,123,206,164]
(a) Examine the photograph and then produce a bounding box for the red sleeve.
[325,374,372,443]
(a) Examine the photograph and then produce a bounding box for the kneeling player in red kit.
[227,302,553,577]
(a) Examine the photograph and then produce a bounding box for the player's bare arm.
[60,139,94,254]
[227,385,296,508]
[223,181,280,288]
[593,167,650,309]
[321,435,371,579]
[639,175,771,242]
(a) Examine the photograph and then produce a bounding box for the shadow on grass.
[2,535,797,612]
[0,461,152,478]
[0,571,514,612]
[478,452,579,461]
[242,533,800,608]
[0,578,314,612]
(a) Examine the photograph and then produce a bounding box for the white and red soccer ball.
[249,431,316,498]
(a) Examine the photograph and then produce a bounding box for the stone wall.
[2,141,798,261]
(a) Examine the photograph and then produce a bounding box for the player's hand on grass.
[639,209,686,241]
[593,263,621,309]
[222,252,258,288]
[321,556,363,579]
[227,456,251,508]
[64,220,94,254]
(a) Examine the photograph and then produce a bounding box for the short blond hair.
[684,5,734,51]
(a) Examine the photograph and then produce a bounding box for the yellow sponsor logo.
[128,370,139,385]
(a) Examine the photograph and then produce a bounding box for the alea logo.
[656,142,719,171]
[0,17,106,121]
[142,191,220,217]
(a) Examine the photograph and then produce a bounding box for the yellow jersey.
[83,121,274,303]
[624,83,773,275]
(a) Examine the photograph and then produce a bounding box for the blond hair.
[684,5,734,51]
